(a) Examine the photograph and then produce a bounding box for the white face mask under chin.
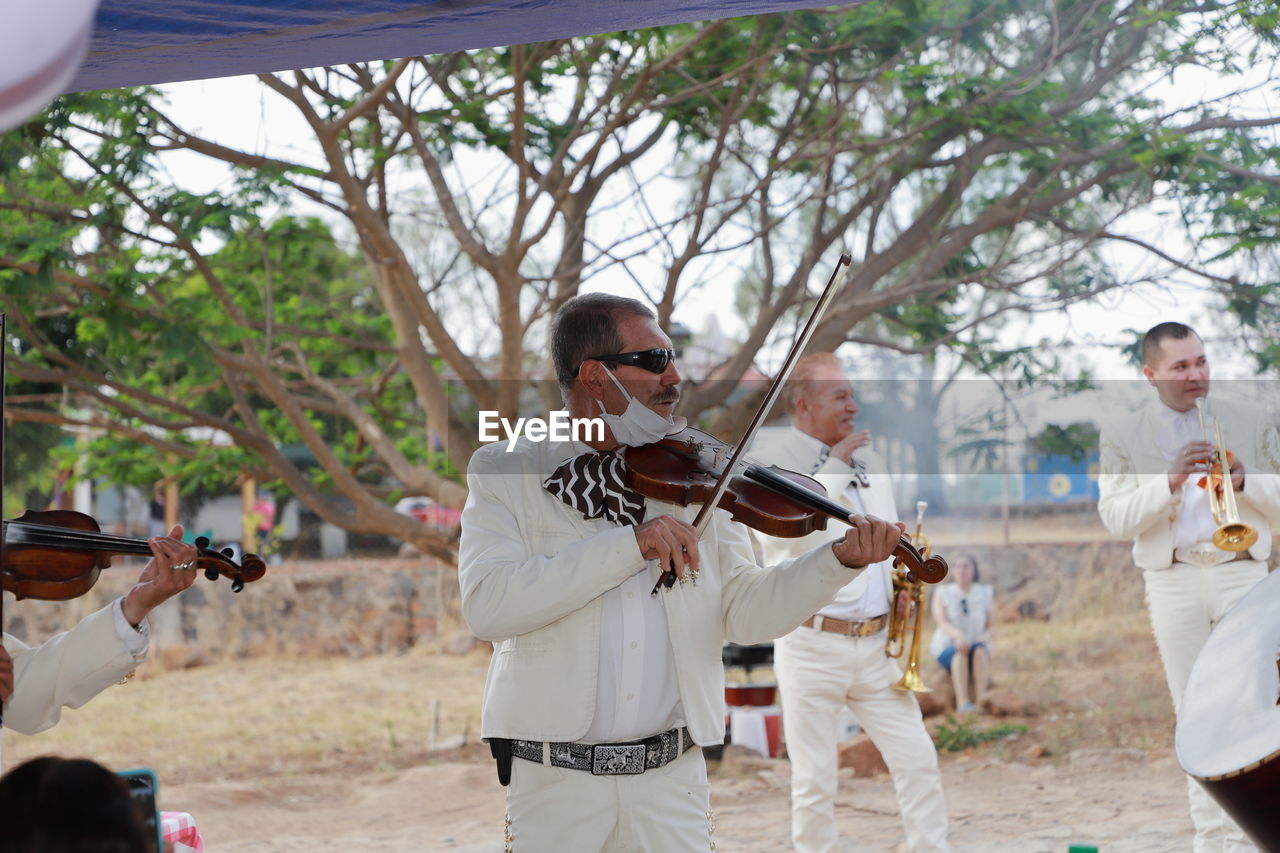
[596,368,684,447]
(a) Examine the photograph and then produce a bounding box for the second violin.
[625,426,948,592]
[3,509,267,601]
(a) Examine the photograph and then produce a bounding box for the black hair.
[0,756,149,853]
[1141,322,1199,367]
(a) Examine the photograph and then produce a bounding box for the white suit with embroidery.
[1099,394,1280,853]
[749,425,950,853]
[1,596,149,768]
[459,432,861,852]
[3,599,147,736]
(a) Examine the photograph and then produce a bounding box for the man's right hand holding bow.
[634,516,701,580]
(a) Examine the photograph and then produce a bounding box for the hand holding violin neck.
[3,509,268,602]
[830,514,904,569]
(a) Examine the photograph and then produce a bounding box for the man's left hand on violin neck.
[120,524,199,628]
[830,514,906,569]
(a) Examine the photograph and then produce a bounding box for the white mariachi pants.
[1143,559,1267,853]
[775,625,950,853]
[503,745,712,852]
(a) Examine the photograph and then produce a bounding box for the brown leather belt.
[801,613,888,637]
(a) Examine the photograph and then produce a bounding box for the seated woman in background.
[928,554,994,713]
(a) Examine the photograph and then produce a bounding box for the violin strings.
[4,522,157,555]
[2,522,250,574]
[741,464,849,521]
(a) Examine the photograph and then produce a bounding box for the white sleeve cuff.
[111,596,151,661]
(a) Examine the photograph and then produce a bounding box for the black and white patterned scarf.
[543,450,647,527]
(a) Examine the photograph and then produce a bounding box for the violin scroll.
[891,537,948,585]
[193,535,267,593]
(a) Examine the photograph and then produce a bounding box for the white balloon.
[0,0,100,132]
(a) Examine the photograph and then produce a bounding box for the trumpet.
[887,501,932,693]
[1194,398,1258,552]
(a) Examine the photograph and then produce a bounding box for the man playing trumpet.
[1099,321,1280,853]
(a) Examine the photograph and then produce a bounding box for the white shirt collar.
[789,425,830,457]
[1151,395,1213,462]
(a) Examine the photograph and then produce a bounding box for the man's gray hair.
[549,293,655,395]
[784,352,845,414]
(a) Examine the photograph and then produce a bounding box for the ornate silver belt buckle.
[592,743,646,775]
[1180,544,1230,567]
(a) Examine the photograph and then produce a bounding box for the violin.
[624,427,949,589]
[2,509,267,601]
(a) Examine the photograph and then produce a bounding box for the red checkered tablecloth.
[160,811,204,852]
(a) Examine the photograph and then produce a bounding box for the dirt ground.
[2,622,1200,853]
[169,742,1193,852]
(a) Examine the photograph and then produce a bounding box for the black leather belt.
[510,727,694,775]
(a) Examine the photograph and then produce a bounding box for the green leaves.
[5,0,1280,544]
[1031,422,1101,462]
[933,715,1027,751]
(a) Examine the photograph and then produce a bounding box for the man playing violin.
[1099,322,1280,853]
[749,352,950,853]
[458,293,904,853]
[2,524,198,735]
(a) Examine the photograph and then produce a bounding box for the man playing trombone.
[1099,321,1280,853]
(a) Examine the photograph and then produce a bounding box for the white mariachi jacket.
[748,425,901,611]
[1098,396,1280,571]
[3,602,140,735]
[458,433,858,746]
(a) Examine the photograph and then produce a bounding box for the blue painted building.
[1023,451,1100,504]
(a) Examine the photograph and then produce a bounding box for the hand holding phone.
[118,768,165,853]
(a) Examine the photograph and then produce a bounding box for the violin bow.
[653,254,852,593]
[2,313,7,727]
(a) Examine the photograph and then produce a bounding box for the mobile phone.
[118,768,164,853]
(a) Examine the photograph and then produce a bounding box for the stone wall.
[4,557,460,662]
[944,539,1141,621]
[6,538,1268,663]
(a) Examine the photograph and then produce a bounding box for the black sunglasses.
[586,348,675,375]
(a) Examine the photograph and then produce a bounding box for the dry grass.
[953,552,1176,761]
[994,615,1172,756]
[1,636,491,786]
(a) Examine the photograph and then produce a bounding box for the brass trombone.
[888,501,932,693]
[1194,398,1258,552]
